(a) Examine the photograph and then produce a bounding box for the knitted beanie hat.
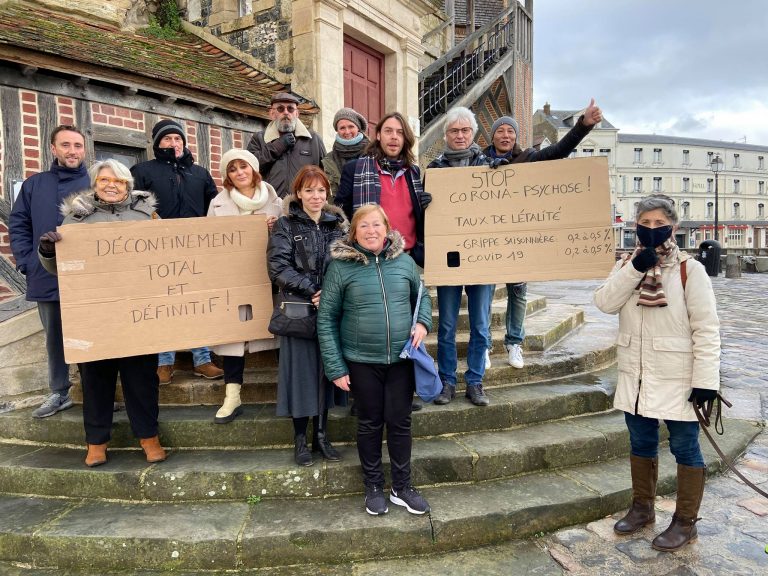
[491,116,519,137]
[152,119,186,148]
[220,148,260,182]
[333,108,368,133]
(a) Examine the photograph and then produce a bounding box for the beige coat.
[207,183,283,356]
[594,253,720,421]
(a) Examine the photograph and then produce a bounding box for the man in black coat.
[131,119,223,384]
[9,125,90,418]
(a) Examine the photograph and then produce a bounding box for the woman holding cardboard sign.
[207,149,283,424]
[267,165,348,467]
[38,159,166,467]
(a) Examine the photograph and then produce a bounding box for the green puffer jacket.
[317,231,432,381]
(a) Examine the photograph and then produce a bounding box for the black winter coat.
[267,201,348,298]
[130,147,217,219]
[426,145,489,169]
[484,115,594,164]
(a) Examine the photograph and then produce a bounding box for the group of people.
[9,93,720,542]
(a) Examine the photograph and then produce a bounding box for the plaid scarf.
[350,156,425,211]
[634,239,678,307]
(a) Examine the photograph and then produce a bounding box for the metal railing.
[418,3,531,131]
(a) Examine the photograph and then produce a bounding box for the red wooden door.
[343,36,384,136]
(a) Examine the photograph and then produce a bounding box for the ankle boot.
[214,383,243,424]
[312,431,342,461]
[652,464,706,552]
[85,443,108,467]
[140,436,167,463]
[614,455,658,534]
[294,434,313,467]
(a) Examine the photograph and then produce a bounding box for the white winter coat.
[207,184,283,357]
[594,252,720,421]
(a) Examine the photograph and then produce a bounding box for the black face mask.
[636,224,673,248]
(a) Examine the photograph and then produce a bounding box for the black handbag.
[267,221,318,339]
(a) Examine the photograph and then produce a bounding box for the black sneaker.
[390,485,430,515]
[365,485,388,515]
[433,384,455,405]
[465,384,490,406]
[411,399,422,412]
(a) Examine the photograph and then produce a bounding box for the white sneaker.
[484,349,492,370]
[506,344,524,369]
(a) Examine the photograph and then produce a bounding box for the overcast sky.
[532,0,768,144]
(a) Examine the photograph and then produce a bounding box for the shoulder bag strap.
[289,218,312,273]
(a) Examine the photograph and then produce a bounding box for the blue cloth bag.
[399,282,442,403]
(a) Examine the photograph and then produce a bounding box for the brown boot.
[157,365,174,384]
[193,362,224,380]
[140,436,167,463]
[85,443,108,467]
[614,454,658,534]
[652,464,706,552]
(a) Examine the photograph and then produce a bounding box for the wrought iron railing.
[419,3,532,131]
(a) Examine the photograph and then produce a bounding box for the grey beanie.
[491,116,519,138]
[333,108,368,133]
[152,119,186,148]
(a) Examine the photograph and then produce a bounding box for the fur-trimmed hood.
[330,230,405,265]
[60,189,158,219]
[284,198,349,230]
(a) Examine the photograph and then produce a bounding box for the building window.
[759,156,765,170]
[759,203,765,218]
[682,177,690,192]
[706,178,713,193]
[759,181,765,195]
[634,148,643,163]
[733,179,740,193]
[682,149,690,165]
[568,150,576,158]
[93,143,146,168]
[728,227,744,246]
[706,202,713,219]
[707,151,714,167]
[653,148,662,163]
[732,202,740,217]
[733,153,740,168]
[599,148,611,157]
[633,177,642,192]
[583,148,594,156]
[681,201,690,219]
[653,177,662,192]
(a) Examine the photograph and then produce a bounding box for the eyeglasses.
[274,105,297,113]
[447,127,473,136]
[96,177,128,187]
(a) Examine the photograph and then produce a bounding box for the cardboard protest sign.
[56,215,273,363]
[423,156,614,285]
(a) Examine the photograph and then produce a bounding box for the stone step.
[0,371,617,448]
[0,419,757,572]
[0,409,631,502]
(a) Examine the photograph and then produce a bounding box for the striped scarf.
[350,156,426,212]
[634,239,678,307]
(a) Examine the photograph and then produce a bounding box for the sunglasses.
[97,177,128,187]
[274,104,297,113]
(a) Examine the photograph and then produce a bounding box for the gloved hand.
[280,132,296,149]
[38,231,62,256]
[489,157,509,169]
[688,387,718,408]
[631,247,658,272]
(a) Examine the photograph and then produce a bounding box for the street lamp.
[710,154,724,241]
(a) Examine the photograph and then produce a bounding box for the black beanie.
[152,119,186,148]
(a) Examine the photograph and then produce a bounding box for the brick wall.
[56,96,75,126]
[90,103,145,131]
[20,91,42,178]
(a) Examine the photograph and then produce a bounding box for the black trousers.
[79,353,159,445]
[222,355,246,384]
[348,360,414,490]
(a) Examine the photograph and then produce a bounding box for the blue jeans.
[158,347,211,368]
[504,282,527,346]
[624,412,705,467]
[437,284,494,387]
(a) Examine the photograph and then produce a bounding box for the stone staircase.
[0,284,759,573]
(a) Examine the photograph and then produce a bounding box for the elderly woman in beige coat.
[208,148,283,423]
[594,194,720,553]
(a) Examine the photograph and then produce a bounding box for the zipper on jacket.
[375,255,391,364]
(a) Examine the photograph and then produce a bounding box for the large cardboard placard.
[56,215,274,363]
[424,156,614,285]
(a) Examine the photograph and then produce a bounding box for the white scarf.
[230,183,269,214]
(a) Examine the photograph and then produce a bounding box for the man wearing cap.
[131,118,223,384]
[247,93,326,199]
[481,98,603,370]
[321,107,369,199]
